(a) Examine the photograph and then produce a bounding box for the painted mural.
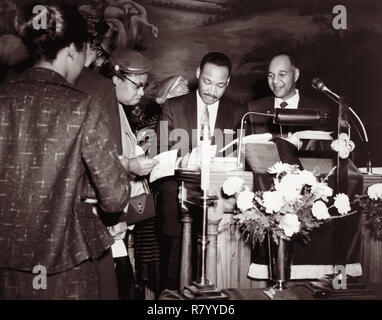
[1,0,382,166]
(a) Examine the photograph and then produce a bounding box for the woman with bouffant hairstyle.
[0,1,131,299]
[15,1,87,62]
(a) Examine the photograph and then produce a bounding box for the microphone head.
[312,78,325,91]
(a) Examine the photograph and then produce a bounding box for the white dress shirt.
[274,89,300,137]
[274,89,300,109]
[196,91,219,145]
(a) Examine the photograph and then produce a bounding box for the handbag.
[126,178,156,225]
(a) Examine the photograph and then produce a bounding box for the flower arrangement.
[353,183,382,239]
[222,162,355,246]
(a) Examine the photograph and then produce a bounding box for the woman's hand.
[128,156,159,176]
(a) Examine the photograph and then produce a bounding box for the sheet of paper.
[111,239,128,258]
[359,167,382,175]
[149,149,179,183]
[291,130,333,140]
[219,133,272,153]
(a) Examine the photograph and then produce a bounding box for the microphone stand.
[320,89,369,143]
[316,85,372,174]
[237,111,264,170]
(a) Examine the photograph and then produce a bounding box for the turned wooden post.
[179,182,193,291]
[206,218,220,287]
[180,211,193,290]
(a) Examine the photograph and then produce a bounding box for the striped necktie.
[201,104,210,137]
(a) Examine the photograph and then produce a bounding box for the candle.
[201,124,211,191]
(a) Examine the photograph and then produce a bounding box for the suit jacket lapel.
[215,97,227,132]
[184,93,197,149]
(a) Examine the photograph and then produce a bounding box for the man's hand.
[128,156,159,176]
[108,222,128,241]
[180,152,190,169]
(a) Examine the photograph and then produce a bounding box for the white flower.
[233,213,245,224]
[279,214,301,237]
[275,173,302,201]
[367,183,382,201]
[263,191,284,214]
[297,170,317,186]
[223,176,245,196]
[334,193,351,215]
[236,190,255,211]
[245,210,257,220]
[311,182,333,202]
[312,201,330,220]
[268,162,297,175]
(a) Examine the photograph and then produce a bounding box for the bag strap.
[142,178,151,194]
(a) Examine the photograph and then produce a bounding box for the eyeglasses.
[95,45,109,58]
[124,76,148,90]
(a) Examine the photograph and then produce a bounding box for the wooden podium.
[176,169,253,291]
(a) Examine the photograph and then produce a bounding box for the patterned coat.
[0,68,130,274]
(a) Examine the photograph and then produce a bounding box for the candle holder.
[193,193,218,291]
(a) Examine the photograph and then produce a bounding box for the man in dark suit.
[248,53,334,150]
[246,54,362,282]
[157,54,247,157]
[155,52,248,290]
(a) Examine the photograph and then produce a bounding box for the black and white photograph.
[1,0,382,307]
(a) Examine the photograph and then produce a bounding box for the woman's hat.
[110,49,151,75]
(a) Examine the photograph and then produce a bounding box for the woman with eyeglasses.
[0,1,132,300]
[98,49,160,299]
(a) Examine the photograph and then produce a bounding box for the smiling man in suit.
[248,53,334,147]
[155,52,247,290]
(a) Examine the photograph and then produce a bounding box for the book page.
[149,149,179,183]
[111,239,128,258]
[291,130,333,140]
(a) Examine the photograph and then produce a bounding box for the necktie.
[201,104,210,138]
[280,101,288,109]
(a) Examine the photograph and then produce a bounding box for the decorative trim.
[248,263,363,280]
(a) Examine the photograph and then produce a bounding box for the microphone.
[312,78,340,100]
[312,77,368,143]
